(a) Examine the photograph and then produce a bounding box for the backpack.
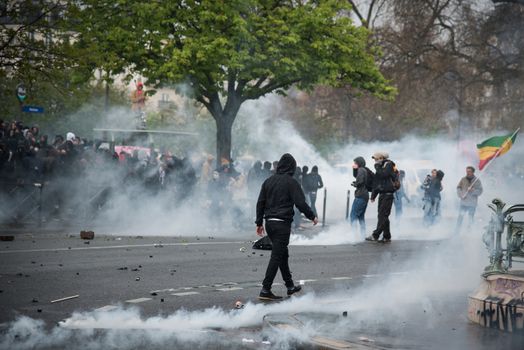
[364,167,375,192]
[389,162,401,191]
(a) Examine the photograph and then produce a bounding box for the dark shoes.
[365,235,378,242]
[380,238,392,243]
[258,289,283,301]
[287,285,302,296]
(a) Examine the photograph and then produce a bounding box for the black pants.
[262,221,294,290]
[372,193,394,240]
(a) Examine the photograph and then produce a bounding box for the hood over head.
[354,156,366,167]
[276,153,297,175]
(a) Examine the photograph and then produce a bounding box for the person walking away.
[255,153,318,300]
[366,152,398,243]
[301,165,310,205]
[292,166,303,229]
[305,165,323,217]
[455,166,483,233]
[394,170,409,220]
[422,169,444,225]
[350,157,369,239]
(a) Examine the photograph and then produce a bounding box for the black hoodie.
[255,153,315,226]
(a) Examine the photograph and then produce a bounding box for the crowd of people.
[0,119,327,227]
[347,152,483,242]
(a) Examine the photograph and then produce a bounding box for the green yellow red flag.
[476,129,519,170]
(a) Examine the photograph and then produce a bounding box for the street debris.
[0,235,15,241]
[32,298,38,303]
[80,231,94,240]
[160,298,164,302]
[154,243,163,248]
[117,267,128,271]
[239,247,246,252]
[342,311,348,317]
[51,295,79,304]
[235,300,244,309]
[135,277,141,281]
[116,237,122,241]
[151,292,158,296]
[241,338,255,343]
[358,337,375,343]
[84,241,90,245]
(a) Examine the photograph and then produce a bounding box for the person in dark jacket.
[304,165,323,217]
[255,153,318,300]
[350,157,369,239]
[422,169,443,225]
[366,152,396,243]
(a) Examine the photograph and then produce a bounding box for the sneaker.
[287,285,302,296]
[258,289,283,301]
[378,238,391,243]
[365,235,378,242]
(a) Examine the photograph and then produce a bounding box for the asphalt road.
[0,229,523,349]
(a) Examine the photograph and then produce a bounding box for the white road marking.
[0,241,245,254]
[331,277,352,280]
[362,274,379,278]
[150,288,176,294]
[172,291,200,296]
[299,279,317,285]
[125,297,152,303]
[95,305,118,312]
[216,287,243,292]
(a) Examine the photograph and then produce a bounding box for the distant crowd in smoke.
[0,119,326,228]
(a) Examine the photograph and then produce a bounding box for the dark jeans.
[350,196,368,238]
[309,191,318,217]
[372,193,394,240]
[262,221,294,290]
[455,205,476,233]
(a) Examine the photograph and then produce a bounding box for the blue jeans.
[350,197,368,239]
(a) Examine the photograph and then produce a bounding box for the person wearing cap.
[366,152,396,243]
[255,153,318,300]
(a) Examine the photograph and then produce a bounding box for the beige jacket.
[456,176,483,207]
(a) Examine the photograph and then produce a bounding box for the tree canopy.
[72,0,394,161]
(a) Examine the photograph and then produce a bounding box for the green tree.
[73,0,394,163]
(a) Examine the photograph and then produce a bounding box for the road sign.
[22,106,44,113]
[16,83,27,102]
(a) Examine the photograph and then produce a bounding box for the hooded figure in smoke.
[255,153,318,300]
[350,156,369,239]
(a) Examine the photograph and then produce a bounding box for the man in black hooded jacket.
[255,153,318,300]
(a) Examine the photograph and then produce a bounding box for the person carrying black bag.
[255,153,318,300]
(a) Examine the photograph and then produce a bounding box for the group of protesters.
[347,152,483,242]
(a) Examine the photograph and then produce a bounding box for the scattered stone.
[135,277,141,281]
[84,241,90,245]
[59,264,63,267]
[260,254,264,257]
[160,298,164,302]
[151,292,158,296]
[117,267,128,271]
[235,300,244,309]
[31,261,36,264]
[37,309,42,313]
[68,247,71,250]
[342,311,348,317]
[80,231,95,240]
[76,272,80,275]
[0,235,14,241]
[252,252,256,255]
[154,243,163,248]
[149,255,153,258]
[16,273,23,277]
[32,298,38,303]
[131,268,139,272]
[239,247,246,252]
[138,265,142,268]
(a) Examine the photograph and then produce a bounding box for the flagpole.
[462,127,520,199]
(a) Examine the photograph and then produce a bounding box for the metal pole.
[345,189,350,220]
[322,188,327,227]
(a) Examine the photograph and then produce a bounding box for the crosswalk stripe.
[125,297,152,303]
[172,291,200,296]
[331,277,352,280]
[216,287,243,292]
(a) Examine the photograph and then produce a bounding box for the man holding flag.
[454,128,520,234]
[455,166,483,233]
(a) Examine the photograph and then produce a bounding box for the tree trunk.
[215,114,234,168]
